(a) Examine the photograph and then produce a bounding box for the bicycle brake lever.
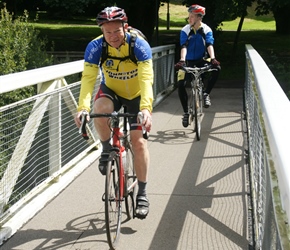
[137,112,149,140]
[181,65,187,71]
[79,111,89,140]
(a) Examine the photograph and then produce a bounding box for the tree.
[114,0,160,44]
[256,0,290,34]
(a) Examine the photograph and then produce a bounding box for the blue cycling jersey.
[180,23,214,61]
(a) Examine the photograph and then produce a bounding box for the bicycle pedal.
[114,198,125,202]
[189,115,193,124]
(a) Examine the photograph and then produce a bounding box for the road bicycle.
[79,107,147,250]
[181,64,217,140]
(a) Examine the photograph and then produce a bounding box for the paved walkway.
[1,87,249,250]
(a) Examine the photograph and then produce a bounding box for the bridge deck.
[2,87,249,250]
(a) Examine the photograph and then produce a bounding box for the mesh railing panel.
[0,82,99,221]
[245,53,283,250]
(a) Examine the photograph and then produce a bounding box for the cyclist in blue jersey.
[175,4,221,128]
[74,6,153,219]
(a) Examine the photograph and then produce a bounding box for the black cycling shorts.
[95,84,141,131]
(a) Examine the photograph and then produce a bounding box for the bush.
[0,7,53,106]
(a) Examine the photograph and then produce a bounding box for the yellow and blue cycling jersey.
[77,32,154,113]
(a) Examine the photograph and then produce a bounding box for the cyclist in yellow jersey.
[74,6,153,219]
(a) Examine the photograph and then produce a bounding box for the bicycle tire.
[124,146,137,219]
[187,86,194,126]
[194,86,202,141]
[105,153,122,250]
[199,83,204,115]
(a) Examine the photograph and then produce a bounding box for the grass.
[159,3,290,95]
[32,3,290,96]
[221,18,275,31]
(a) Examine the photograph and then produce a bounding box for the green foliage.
[1,8,30,75]
[0,7,53,106]
[0,8,52,75]
[266,51,290,99]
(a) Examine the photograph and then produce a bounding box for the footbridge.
[0,45,289,249]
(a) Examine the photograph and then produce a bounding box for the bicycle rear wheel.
[194,87,202,141]
[105,153,122,249]
[124,146,137,219]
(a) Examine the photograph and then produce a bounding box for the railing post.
[48,79,62,178]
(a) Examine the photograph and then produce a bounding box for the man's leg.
[130,129,150,219]
[93,97,114,175]
[203,67,220,108]
[177,70,190,128]
[178,79,188,113]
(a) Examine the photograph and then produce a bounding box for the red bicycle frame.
[110,117,126,200]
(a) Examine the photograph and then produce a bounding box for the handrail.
[0,44,176,95]
[246,44,290,219]
[0,60,84,94]
[245,44,289,249]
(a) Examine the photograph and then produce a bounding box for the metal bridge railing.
[0,45,176,243]
[245,44,290,250]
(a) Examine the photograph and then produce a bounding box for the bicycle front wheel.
[124,146,137,220]
[105,154,122,249]
[194,87,202,141]
[188,87,194,126]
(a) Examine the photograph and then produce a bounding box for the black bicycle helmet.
[97,6,128,26]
